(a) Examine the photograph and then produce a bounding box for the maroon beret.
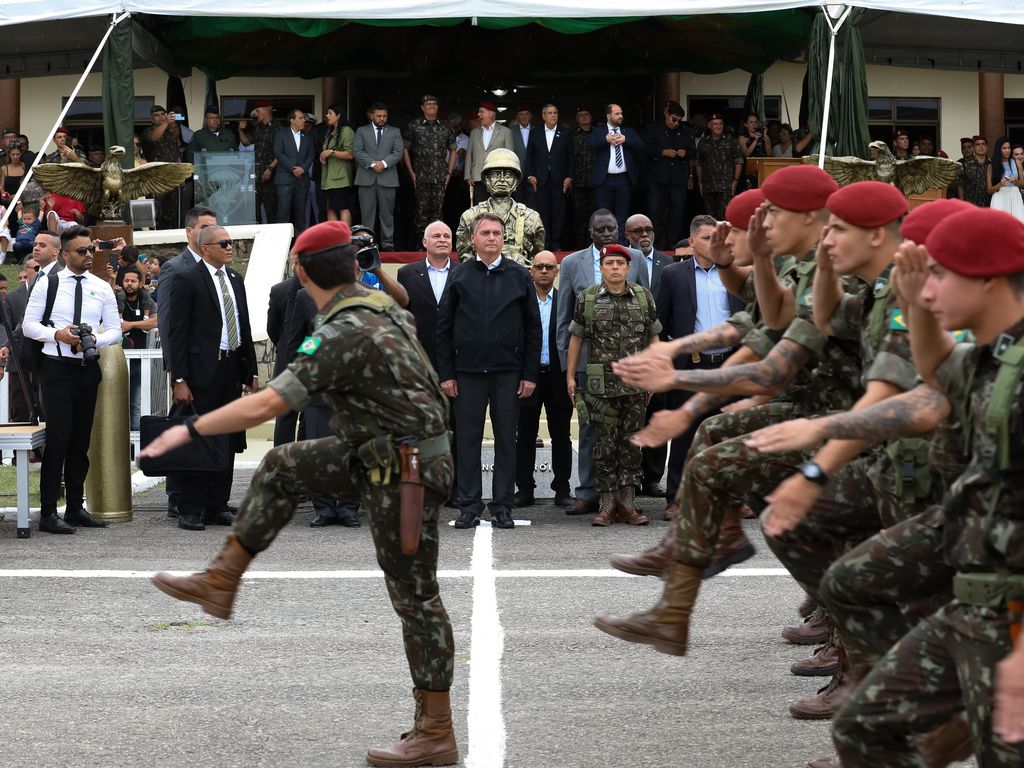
[253,99,272,109]
[516,104,531,114]
[479,101,498,113]
[927,208,1024,278]
[707,113,725,122]
[761,165,839,212]
[900,198,972,243]
[826,181,908,228]
[292,221,352,257]
[54,126,70,135]
[576,106,592,114]
[600,244,632,263]
[725,189,766,229]
[894,129,910,139]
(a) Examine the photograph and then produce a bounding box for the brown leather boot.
[609,524,676,577]
[366,688,459,767]
[593,561,701,656]
[703,505,755,577]
[790,643,841,677]
[789,669,858,720]
[152,534,253,620]
[591,492,616,526]
[915,714,973,768]
[782,606,831,645]
[616,486,650,526]
[663,501,679,521]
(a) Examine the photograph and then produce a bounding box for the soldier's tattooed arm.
[815,384,950,442]
[672,338,810,396]
[811,236,843,335]
[667,322,743,356]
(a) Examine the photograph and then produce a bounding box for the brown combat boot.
[592,492,616,526]
[790,642,841,677]
[616,486,650,526]
[915,714,974,768]
[663,501,679,521]
[366,688,459,767]
[782,605,831,645]
[609,524,677,577]
[593,561,701,656]
[788,669,858,720]
[703,505,756,577]
[152,533,253,620]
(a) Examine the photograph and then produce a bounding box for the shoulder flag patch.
[889,309,908,331]
[298,336,321,356]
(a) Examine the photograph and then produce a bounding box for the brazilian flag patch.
[889,309,908,331]
[298,336,321,356]
[799,289,814,307]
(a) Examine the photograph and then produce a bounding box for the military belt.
[700,350,732,364]
[417,432,451,460]
[953,572,1024,607]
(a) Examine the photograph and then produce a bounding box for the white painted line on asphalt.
[465,524,506,768]
[447,519,533,527]
[0,567,791,579]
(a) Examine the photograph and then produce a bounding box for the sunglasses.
[69,246,97,256]
[628,226,655,234]
[211,239,234,248]
[667,115,682,123]
[532,264,557,271]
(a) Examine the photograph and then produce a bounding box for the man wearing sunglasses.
[643,101,695,250]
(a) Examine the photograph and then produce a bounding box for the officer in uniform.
[695,113,744,220]
[239,100,279,224]
[454,148,545,266]
[403,95,457,242]
[144,220,458,768]
[571,107,596,250]
[186,105,237,163]
[566,243,661,527]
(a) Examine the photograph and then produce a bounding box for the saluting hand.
[892,241,930,310]
[746,203,773,263]
[708,221,734,267]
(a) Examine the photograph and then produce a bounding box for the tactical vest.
[580,282,650,336]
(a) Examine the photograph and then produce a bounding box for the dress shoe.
[609,524,676,577]
[615,487,649,526]
[915,714,973,767]
[152,533,253,619]
[663,501,679,521]
[567,496,597,516]
[203,508,235,526]
[310,513,340,527]
[791,643,841,677]
[64,508,109,528]
[366,689,459,768]
[338,511,361,528]
[782,607,831,645]
[39,511,75,534]
[591,493,616,527]
[553,491,574,508]
[789,670,856,720]
[512,490,535,508]
[703,505,755,577]
[491,509,515,529]
[178,514,206,531]
[453,510,480,529]
[641,481,666,498]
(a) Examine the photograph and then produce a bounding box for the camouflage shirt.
[252,121,277,177]
[957,157,991,208]
[142,124,180,163]
[268,286,449,448]
[403,118,456,184]
[569,282,662,397]
[572,128,594,188]
[697,135,743,191]
[455,199,545,266]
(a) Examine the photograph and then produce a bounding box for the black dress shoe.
[310,513,339,528]
[39,512,75,534]
[454,510,480,529]
[338,511,361,528]
[566,497,597,516]
[491,509,515,529]
[64,509,109,528]
[202,508,235,526]
[554,491,575,508]
[178,514,205,531]
[513,490,535,508]
[641,481,666,498]
[444,498,459,510]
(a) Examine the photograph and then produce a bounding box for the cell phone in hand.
[97,240,115,250]
[108,254,119,272]
[174,114,186,122]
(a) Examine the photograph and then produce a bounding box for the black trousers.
[642,391,668,485]
[534,180,567,250]
[39,356,102,512]
[515,367,572,495]
[276,182,310,235]
[304,403,358,518]
[647,181,686,249]
[595,173,633,244]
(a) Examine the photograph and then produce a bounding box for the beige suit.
[464,123,515,182]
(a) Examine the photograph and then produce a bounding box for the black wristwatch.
[184,415,201,440]
[799,461,829,486]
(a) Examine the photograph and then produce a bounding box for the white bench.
[0,426,46,538]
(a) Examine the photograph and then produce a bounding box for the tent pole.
[0,11,131,232]
[818,4,852,170]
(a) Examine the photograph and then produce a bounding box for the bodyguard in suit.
[273,109,315,235]
[643,101,696,249]
[586,104,644,242]
[524,103,574,251]
[509,105,536,207]
[267,271,302,446]
[464,102,514,203]
[166,226,258,531]
[555,208,645,515]
[352,102,404,250]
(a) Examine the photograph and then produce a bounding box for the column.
[979,72,1005,143]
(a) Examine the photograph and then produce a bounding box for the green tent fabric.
[744,72,764,121]
[101,18,135,170]
[804,12,833,156]
[835,8,870,158]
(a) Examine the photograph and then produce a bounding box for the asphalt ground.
[0,472,977,768]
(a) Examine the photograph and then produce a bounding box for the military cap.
[253,99,272,109]
[576,106,592,114]
[292,220,352,258]
[826,181,907,228]
[761,165,838,212]
[971,135,986,143]
[927,208,1024,277]
[725,189,766,229]
[894,128,910,139]
[600,244,632,263]
[959,137,973,144]
[204,105,219,114]
[899,198,971,243]
[421,94,439,104]
[516,104,531,114]
[479,101,498,113]
[664,100,685,117]
[708,113,725,122]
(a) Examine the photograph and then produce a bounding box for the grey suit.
[555,245,644,500]
[352,122,404,249]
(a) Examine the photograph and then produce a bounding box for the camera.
[71,323,99,363]
[351,225,381,272]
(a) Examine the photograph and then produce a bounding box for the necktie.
[613,128,624,169]
[72,275,84,325]
[215,269,240,350]
[376,127,382,147]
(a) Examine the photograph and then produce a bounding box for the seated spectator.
[119,265,157,430]
[42,192,86,233]
[2,144,28,201]
[43,127,86,164]
[11,201,42,262]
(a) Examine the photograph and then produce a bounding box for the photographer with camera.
[23,225,122,534]
[349,225,408,304]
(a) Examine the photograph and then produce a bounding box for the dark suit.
[5,284,32,421]
[156,247,200,370]
[273,127,315,233]
[525,127,574,250]
[166,258,257,523]
[267,273,302,445]
[586,124,644,241]
[510,123,536,207]
[643,122,696,248]
[655,259,744,502]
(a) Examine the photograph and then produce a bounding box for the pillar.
[322,75,348,117]
[979,72,1005,143]
[657,72,681,115]
[0,79,21,130]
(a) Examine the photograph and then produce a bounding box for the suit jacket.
[156,247,201,368]
[632,249,673,298]
[464,123,514,183]
[396,257,460,370]
[642,122,697,186]
[273,127,315,187]
[586,124,644,186]
[267,274,302,376]
[352,124,404,188]
[540,287,563,377]
[511,124,533,168]
[281,287,328,408]
[656,259,745,368]
[524,126,574,187]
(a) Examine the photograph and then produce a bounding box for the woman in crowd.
[132,135,147,167]
[319,103,355,225]
[738,112,771,159]
[987,135,1024,220]
[1,144,28,199]
[772,123,795,158]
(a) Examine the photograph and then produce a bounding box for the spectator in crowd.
[891,128,912,160]
[238,100,279,224]
[959,137,974,162]
[587,103,643,242]
[738,112,771,162]
[571,106,596,250]
[403,95,457,242]
[16,134,35,167]
[696,113,743,219]
[958,135,990,207]
[319,103,355,225]
[11,201,42,263]
[186,106,237,163]
[673,237,695,261]
[43,127,85,164]
[132,135,146,167]
[6,256,38,422]
[114,244,141,287]
[24,225,122,534]
[2,143,28,200]
[0,273,7,300]
[273,108,315,236]
[524,103,573,251]
[643,100,694,250]
[436,212,541,530]
[510,105,535,207]
[168,104,194,149]
[514,250,573,509]
[119,265,156,431]
[464,101,514,203]
[86,147,105,169]
[352,102,404,251]
[142,105,185,229]
[0,128,16,164]
[773,123,796,158]
[42,191,86,234]
[987,135,1024,220]
[917,135,947,158]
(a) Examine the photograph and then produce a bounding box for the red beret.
[253,99,272,109]
[761,165,839,212]
[708,113,725,122]
[479,101,497,113]
[576,106,592,114]
[900,198,972,243]
[600,244,632,263]
[971,135,985,143]
[516,104,531,114]
[292,221,352,257]
[725,189,766,229]
[54,126,69,135]
[926,208,1024,278]
[826,181,908,228]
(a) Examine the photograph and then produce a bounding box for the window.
[867,96,941,149]
[219,96,316,121]
[59,96,157,154]
[686,95,783,132]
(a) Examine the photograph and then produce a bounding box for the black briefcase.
[138,413,232,477]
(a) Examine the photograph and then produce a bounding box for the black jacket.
[435,257,541,382]
[396,258,460,371]
[267,274,302,376]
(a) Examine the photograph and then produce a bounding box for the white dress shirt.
[607,126,627,175]
[426,258,452,304]
[476,254,503,271]
[545,126,556,151]
[202,260,241,351]
[23,268,122,359]
[292,129,302,153]
[481,124,494,151]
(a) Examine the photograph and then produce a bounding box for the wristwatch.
[174,377,185,384]
[798,461,829,486]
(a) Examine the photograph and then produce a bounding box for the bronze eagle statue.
[32,146,194,221]
[804,140,962,195]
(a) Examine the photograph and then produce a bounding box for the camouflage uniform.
[833,321,1024,767]
[570,282,661,492]
[571,128,596,250]
[696,135,743,219]
[957,157,991,208]
[233,286,456,692]
[141,124,181,230]
[454,200,545,266]
[252,121,278,224]
[404,118,456,237]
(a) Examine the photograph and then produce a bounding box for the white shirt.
[476,254,503,271]
[202,259,241,351]
[590,245,603,285]
[519,125,531,148]
[481,124,494,151]
[425,257,451,304]
[545,126,556,151]
[23,267,122,359]
[607,126,627,175]
[292,129,302,152]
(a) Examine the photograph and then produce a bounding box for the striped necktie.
[215,269,239,350]
[613,127,624,169]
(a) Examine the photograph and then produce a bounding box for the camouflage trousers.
[234,436,456,691]
[414,182,446,238]
[256,179,278,225]
[833,602,1020,767]
[593,393,646,492]
[701,185,734,220]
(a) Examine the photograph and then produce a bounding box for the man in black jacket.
[436,212,541,529]
[643,101,695,250]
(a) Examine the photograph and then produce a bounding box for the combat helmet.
[481,147,522,179]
